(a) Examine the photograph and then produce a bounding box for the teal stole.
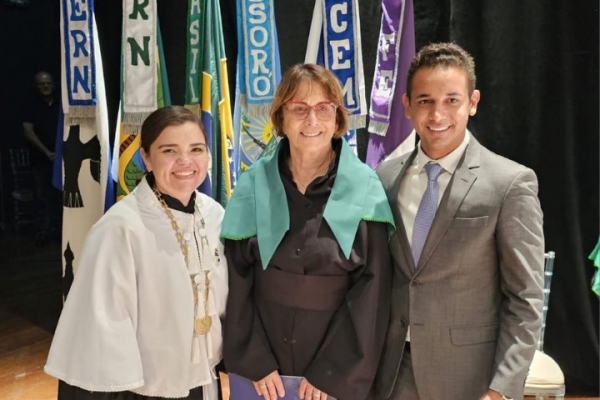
[221,139,395,269]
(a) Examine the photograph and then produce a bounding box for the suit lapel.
[384,151,418,276]
[414,137,482,274]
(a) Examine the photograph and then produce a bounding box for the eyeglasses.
[284,101,337,121]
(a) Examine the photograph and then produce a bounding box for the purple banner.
[366,0,415,168]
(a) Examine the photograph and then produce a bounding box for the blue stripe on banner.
[241,0,277,104]
[234,2,282,171]
[62,0,97,106]
[317,38,325,65]
[104,141,115,211]
[52,102,65,190]
[323,0,358,114]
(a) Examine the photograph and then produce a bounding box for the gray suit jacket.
[373,136,544,400]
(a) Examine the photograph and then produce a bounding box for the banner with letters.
[121,0,157,133]
[184,0,236,204]
[322,0,366,130]
[305,0,362,153]
[185,0,212,196]
[366,0,416,168]
[114,2,170,200]
[61,0,97,122]
[233,0,281,172]
[59,0,111,294]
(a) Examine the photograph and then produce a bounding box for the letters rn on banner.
[115,0,172,200]
[59,0,111,296]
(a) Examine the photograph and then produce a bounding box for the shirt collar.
[416,130,471,174]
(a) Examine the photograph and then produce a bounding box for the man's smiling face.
[403,66,480,160]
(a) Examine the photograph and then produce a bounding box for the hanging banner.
[61,0,97,122]
[122,0,157,133]
[233,0,281,172]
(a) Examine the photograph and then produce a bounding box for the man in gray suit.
[373,43,544,400]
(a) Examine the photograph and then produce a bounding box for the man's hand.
[254,370,285,400]
[479,389,504,400]
[23,122,54,160]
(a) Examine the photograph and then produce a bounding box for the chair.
[524,251,565,399]
[9,148,36,234]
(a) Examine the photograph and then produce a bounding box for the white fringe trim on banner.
[69,105,97,119]
[123,111,152,127]
[368,120,390,136]
[348,114,366,130]
[122,124,142,135]
[65,106,97,126]
[246,103,272,119]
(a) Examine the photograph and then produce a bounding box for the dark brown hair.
[140,106,207,153]
[270,64,349,138]
[406,42,477,99]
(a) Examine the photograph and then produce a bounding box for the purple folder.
[228,373,336,400]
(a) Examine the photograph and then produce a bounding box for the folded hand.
[254,370,286,400]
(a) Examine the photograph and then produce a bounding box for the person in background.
[22,70,61,244]
[45,106,228,400]
[372,42,544,400]
[221,63,394,400]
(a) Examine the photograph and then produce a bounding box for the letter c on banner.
[331,3,348,33]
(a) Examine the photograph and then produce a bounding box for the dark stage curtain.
[0,0,597,394]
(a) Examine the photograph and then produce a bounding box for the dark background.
[0,0,598,394]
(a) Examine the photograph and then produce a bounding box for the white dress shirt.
[399,131,470,341]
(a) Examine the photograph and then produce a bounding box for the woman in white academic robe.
[45,106,228,400]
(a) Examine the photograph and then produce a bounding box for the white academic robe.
[45,177,228,399]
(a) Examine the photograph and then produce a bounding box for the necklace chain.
[153,188,211,335]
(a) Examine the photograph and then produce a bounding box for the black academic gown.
[223,142,392,400]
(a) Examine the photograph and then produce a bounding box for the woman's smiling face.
[282,81,338,157]
[141,121,209,205]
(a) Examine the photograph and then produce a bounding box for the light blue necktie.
[412,163,444,266]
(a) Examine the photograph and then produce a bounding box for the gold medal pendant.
[194,315,212,335]
[153,188,213,339]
